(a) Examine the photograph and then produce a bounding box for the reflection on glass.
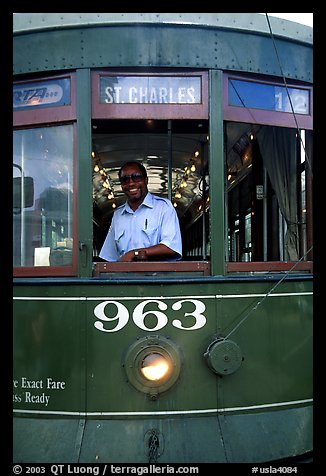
[13,125,74,267]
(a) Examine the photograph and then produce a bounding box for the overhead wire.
[222,245,313,341]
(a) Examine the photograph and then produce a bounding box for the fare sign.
[99,75,202,105]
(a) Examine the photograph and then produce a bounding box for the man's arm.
[118,244,178,262]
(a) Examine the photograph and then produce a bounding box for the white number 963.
[93,299,206,332]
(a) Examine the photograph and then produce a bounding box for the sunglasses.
[120,173,144,184]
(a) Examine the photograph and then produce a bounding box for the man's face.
[120,164,148,206]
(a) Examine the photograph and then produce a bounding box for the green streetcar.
[13,13,313,463]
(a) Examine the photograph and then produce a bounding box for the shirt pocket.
[114,228,126,256]
[114,228,125,247]
[142,226,159,245]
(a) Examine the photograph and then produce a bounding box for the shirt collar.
[122,192,154,214]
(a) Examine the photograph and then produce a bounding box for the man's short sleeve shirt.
[99,192,182,261]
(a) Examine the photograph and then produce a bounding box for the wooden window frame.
[13,73,78,277]
[13,73,76,127]
[93,261,211,277]
[223,73,313,130]
[224,73,313,274]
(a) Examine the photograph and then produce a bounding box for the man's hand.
[118,249,147,261]
[118,250,136,262]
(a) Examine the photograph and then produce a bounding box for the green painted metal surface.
[13,22,312,83]
[76,68,93,278]
[209,70,225,275]
[13,406,313,463]
[13,13,313,44]
[13,278,313,462]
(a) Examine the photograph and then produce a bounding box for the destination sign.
[228,78,310,115]
[99,75,202,105]
[13,78,71,110]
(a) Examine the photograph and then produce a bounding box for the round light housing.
[124,336,182,396]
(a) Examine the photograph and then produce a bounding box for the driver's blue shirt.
[99,192,182,262]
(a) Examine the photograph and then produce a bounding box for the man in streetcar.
[99,161,182,262]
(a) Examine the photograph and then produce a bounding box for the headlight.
[123,335,182,398]
[140,353,171,381]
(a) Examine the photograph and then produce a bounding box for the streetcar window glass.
[226,122,312,264]
[13,125,74,268]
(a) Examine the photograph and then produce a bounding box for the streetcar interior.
[13,119,311,270]
[92,119,210,261]
[92,118,311,265]
[226,122,311,263]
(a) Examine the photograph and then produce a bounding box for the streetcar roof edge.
[13,13,313,46]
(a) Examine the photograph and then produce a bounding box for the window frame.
[91,70,210,276]
[223,73,313,130]
[13,73,78,277]
[13,73,77,127]
[223,73,313,274]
